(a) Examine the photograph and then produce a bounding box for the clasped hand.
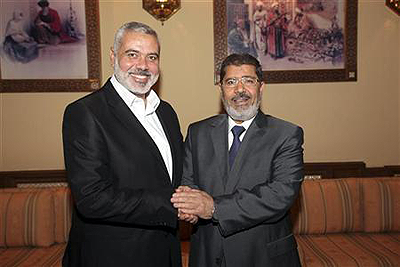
[171,186,214,224]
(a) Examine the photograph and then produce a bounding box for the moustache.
[231,92,250,101]
[128,69,152,77]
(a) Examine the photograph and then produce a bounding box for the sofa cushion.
[291,178,362,234]
[0,189,55,247]
[362,178,400,232]
[53,187,72,243]
[296,233,400,267]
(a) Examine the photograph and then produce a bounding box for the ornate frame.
[0,0,101,92]
[213,0,358,84]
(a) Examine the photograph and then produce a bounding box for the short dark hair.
[219,54,263,83]
[38,0,49,7]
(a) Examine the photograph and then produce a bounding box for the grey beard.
[222,97,260,121]
[113,60,158,95]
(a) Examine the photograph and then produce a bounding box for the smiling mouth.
[129,73,150,84]
[232,95,250,106]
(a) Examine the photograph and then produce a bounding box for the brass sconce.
[143,0,181,25]
[386,0,400,15]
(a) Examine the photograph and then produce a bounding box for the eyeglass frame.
[220,76,261,88]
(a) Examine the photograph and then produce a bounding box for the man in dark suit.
[62,21,183,267]
[171,54,303,266]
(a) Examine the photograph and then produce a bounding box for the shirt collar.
[228,113,257,132]
[111,75,160,115]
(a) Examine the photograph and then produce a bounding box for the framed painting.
[214,0,358,84]
[0,0,101,92]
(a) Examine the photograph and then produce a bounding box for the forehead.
[119,31,159,54]
[224,64,257,78]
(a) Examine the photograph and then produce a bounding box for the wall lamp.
[143,0,181,25]
[386,0,400,15]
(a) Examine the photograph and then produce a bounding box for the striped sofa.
[180,177,400,266]
[0,187,71,266]
[291,177,400,266]
[0,178,399,266]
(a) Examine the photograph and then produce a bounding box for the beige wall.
[0,0,399,171]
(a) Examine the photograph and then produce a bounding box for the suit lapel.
[104,81,170,181]
[210,115,230,190]
[225,112,268,193]
[156,105,179,187]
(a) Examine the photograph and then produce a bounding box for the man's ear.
[259,82,264,94]
[217,84,224,95]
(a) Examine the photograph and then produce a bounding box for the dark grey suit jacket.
[182,111,303,267]
[62,80,183,267]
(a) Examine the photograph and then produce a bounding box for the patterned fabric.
[0,243,65,267]
[53,188,72,243]
[291,178,363,234]
[0,190,55,247]
[363,178,400,232]
[0,187,72,244]
[1,178,399,266]
[291,177,400,266]
[296,233,400,267]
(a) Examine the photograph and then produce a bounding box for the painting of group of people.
[1,0,83,64]
[227,0,345,71]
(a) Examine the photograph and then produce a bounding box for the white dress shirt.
[111,75,173,181]
[228,115,256,149]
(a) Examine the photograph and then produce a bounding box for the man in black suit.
[62,21,183,267]
[171,54,303,266]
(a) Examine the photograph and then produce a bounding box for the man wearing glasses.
[171,53,304,266]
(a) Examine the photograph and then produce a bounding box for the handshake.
[170,186,215,224]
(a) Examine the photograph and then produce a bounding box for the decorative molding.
[17,182,68,188]
[0,170,67,188]
[1,163,399,188]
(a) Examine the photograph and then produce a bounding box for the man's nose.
[235,80,245,93]
[136,56,149,70]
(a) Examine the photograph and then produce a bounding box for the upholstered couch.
[0,177,399,266]
[291,177,400,266]
[180,177,400,266]
[0,187,71,266]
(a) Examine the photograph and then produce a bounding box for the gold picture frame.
[214,0,358,84]
[0,0,101,92]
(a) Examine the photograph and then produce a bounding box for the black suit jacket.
[182,111,303,267]
[62,80,183,267]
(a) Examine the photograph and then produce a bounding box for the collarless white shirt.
[111,75,173,181]
[228,114,256,149]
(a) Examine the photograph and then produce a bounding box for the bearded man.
[171,53,304,267]
[62,21,183,267]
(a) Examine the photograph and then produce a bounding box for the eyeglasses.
[221,76,259,88]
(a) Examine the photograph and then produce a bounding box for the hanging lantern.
[143,0,181,25]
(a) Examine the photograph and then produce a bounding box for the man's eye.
[225,79,237,86]
[148,55,158,61]
[244,78,256,85]
[127,52,138,58]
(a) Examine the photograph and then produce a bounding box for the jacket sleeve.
[180,124,200,190]
[214,127,304,237]
[63,101,178,228]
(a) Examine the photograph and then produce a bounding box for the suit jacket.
[62,80,183,267]
[182,111,304,267]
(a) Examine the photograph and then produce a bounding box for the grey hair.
[113,21,160,54]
